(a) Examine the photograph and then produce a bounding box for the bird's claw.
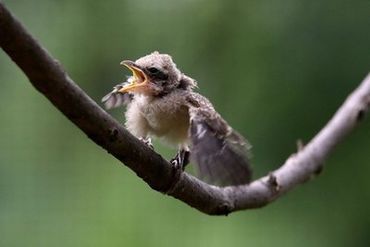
[170,150,190,171]
[170,157,182,170]
[139,137,154,150]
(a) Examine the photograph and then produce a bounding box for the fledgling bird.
[102,51,252,186]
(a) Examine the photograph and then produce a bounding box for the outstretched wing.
[101,82,133,109]
[186,93,252,186]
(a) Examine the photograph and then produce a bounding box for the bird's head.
[118,51,196,96]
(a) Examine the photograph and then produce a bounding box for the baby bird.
[102,51,252,186]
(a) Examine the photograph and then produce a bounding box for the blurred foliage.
[1,0,370,246]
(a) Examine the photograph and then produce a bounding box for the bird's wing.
[186,93,252,186]
[101,82,133,109]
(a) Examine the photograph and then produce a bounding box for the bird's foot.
[139,137,154,150]
[170,157,182,171]
[170,149,190,171]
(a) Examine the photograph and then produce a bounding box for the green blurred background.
[1,0,370,246]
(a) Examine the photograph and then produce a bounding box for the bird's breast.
[126,94,190,147]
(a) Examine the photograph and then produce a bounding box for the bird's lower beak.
[118,60,149,93]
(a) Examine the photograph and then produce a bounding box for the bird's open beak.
[118,60,149,93]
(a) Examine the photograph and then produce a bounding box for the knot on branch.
[356,95,370,122]
[267,173,281,193]
[213,202,233,216]
[313,164,324,176]
[109,128,119,142]
[357,110,366,122]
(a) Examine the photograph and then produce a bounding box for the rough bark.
[1,2,369,215]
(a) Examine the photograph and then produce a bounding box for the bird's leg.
[139,137,154,150]
[170,149,190,170]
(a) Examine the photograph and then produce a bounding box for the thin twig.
[1,2,369,215]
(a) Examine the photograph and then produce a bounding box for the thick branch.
[1,3,369,215]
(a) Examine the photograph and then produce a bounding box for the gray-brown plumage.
[102,51,252,186]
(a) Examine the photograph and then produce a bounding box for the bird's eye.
[147,67,160,74]
[147,67,168,80]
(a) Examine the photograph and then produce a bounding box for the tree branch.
[1,2,369,215]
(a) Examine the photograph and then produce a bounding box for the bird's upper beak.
[118,60,149,93]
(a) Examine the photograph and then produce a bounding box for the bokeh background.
[1,0,370,246]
